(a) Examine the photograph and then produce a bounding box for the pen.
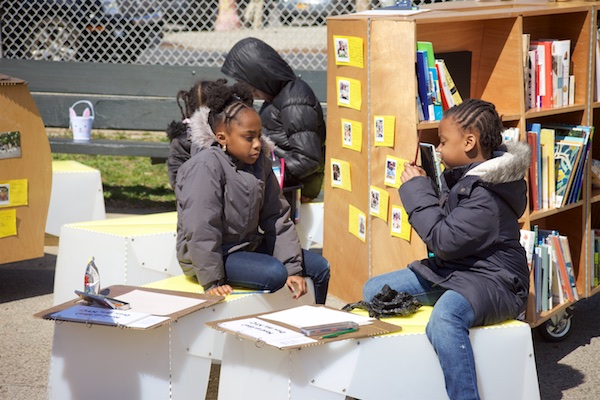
[229,290,271,295]
[321,328,358,339]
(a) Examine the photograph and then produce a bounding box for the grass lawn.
[50,129,176,212]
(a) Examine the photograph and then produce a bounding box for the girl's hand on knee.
[286,276,307,299]
[206,284,233,296]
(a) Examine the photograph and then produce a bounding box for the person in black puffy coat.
[221,37,326,201]
[363,99,531,400]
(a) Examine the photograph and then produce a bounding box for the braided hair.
[204,82,255,133]
[444,98,503,157]
[175,78,228,120]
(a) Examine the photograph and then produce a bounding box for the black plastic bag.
[342,284,422,319]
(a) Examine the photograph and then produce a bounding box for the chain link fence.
[1,0,447,71]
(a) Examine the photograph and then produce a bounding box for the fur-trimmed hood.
[188,106,274,156]
[466,140,531,184]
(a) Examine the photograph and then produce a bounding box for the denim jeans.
[363,268,480,400]
[225,249,330,304]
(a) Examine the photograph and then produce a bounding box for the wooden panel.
[0,77,52,264]
[324,18,370,303]
[369,19,427,277]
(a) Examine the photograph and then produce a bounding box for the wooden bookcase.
[323,1,598,327]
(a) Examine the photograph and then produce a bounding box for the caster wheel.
[536,310,573,342]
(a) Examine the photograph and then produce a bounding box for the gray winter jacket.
[400,141,531,326]
[174,107,303,290]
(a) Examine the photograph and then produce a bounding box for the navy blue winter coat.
[400,141,531,326]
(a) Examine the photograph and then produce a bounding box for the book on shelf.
[554,140,583,208]
[558,235,579,301]
[539,128,556,209]
[526,131,540,211]
[435,50,470,103]
[520,229,536,271]
[416,50,433,121]
[591,159,600,188]
[593,230,600,287]
[527,123,543,210]
[417,42,443,120]
[530,41,553,108]
[526,49,538,110]
[548,234,576,303]
[549,242,564,306]
[551,39,571,107]
[596,27,600,102]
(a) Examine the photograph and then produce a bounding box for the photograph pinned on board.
[332,162,342,184]
[358,213,366,240]
[0,131,22,160]
[370,188,380,215]
[343,121,353,146]
[338,79,350,104]
[391,207,402,234]
[385,159,397,183]
[0,184,9,206]
[335,37,350,62]
[375,117,384,142]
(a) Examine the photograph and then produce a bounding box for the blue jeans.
[363,269,479,400]
[225,249,330,304]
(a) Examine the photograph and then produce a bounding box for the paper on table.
[114,289,206,316]
[260,305,374,329]
[218,317,317,348]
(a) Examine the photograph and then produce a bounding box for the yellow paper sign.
[349,204,366,242]
[373,115,396,147]
[390,205,411,241]
[0,179,28,208]
[331,158,352,191]
[341,119,362,152]
[333,36,364,68]
[0,208,17,238]
[369,186,390,221]
[384,156,407,189]
[336,77,362,111]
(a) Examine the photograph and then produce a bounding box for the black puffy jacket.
[221,37,326,199]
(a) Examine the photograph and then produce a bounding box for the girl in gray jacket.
[174,81,330,303]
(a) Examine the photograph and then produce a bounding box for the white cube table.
[46,160,106,236]
[52,212,180,305]
[216,306,541,400]
[48,275,316,400]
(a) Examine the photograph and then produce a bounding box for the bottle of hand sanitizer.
[84,257,101,295]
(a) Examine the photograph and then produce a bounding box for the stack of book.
[526,123,592,211]
[524,35,574,110]
[520,228,579,314]
[415,41,466,122]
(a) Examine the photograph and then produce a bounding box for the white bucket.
[69,100,94,141]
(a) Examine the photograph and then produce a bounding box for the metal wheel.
[27,17,80,61]
[536,308,573,342]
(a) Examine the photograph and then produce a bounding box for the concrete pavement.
[1,216,600,399]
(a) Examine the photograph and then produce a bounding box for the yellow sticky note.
[349,204,367,242]
[341,119,362,152]
[0,208,17,238]
[336,77,362,111]
[331,158,352,191]
[384,156,407,189]
[333,36,364,68]
[369,186,390,221]
[374,115,396,147]
[0,179,28,208]
[390,205,411,241]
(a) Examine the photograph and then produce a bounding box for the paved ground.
[1,214,600,399]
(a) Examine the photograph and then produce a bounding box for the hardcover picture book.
[420,142,443,194]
